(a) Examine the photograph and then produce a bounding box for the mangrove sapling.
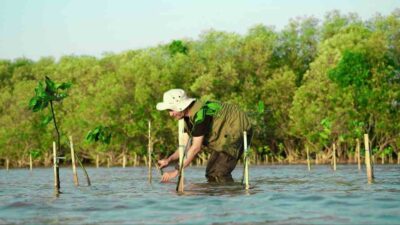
[29,76,72,193]
[85,125,112,168]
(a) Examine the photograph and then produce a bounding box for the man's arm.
[182,135,203,168]
[160,135,203,182]
[158,133,190,168]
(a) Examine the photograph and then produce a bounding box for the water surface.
[1,165,399,224]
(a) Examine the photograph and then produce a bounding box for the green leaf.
[28,97,38,110]
[56,82,72,90]
[30,149,42,159]
[86,125,112,145]
[56,92,68,101]
[45,76,56,94]
[41,115,53,126]
[257,101,265,113]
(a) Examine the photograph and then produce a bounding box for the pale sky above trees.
[0,0,398,60]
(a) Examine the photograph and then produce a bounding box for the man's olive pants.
[205,130,252,183]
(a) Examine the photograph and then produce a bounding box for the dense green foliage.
[1,10,399,166]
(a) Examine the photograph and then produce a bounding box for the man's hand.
[158,158,169,169]
[161,169,179,183]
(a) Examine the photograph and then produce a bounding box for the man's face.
[168,109,185,120]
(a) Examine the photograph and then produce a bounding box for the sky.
[0,0,398,61]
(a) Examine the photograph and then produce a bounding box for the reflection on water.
[0,165,400,224]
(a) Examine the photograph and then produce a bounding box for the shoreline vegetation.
[1,151,399,169]
[1,10,399,171]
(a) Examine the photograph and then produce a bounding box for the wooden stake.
[356,138,361,171]
[53,141,60,194]
[69,136,79,186]
[306,145,311,171]
[6,158,9,171]
[364,134,374,183]
[243,131,250,189]
[133,152,137,167]
[123,153,126,168]
[107,157,110,168]
[177,119,185,192]
[29,154,33,171]
[332,142,337,171]
[398,151,400,165]
[73,154,91,186]
[96,154,99,168]
[148,120,152,183]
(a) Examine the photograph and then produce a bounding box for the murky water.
[1,164,399,224]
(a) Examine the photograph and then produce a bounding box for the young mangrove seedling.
[29,76,72,194]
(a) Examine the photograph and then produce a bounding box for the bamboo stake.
[69,136,79,186]
[53,141,60,194]
[177,119,185,193]
[398,152,400,164]
[96,154,99,168]
[133,152,137,167]
[6,158,9,171]
[306,145,311,171]
[29,154,33,171]
[107,157,110,168]
[356,138,361,171]
[123,153,126,168]
[364,134,374,183]
[381,153,384,165]
[332,143,337,171]
[243,131,250,189]
[75,154,91,186]
[148,120,152,183]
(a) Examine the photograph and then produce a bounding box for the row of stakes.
[306,133,375,183]
[51,119,251,195]
[50,121,373,195]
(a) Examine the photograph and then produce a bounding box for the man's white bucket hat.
[156,89,196,112]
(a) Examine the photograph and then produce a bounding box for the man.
[156,89,252,183]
